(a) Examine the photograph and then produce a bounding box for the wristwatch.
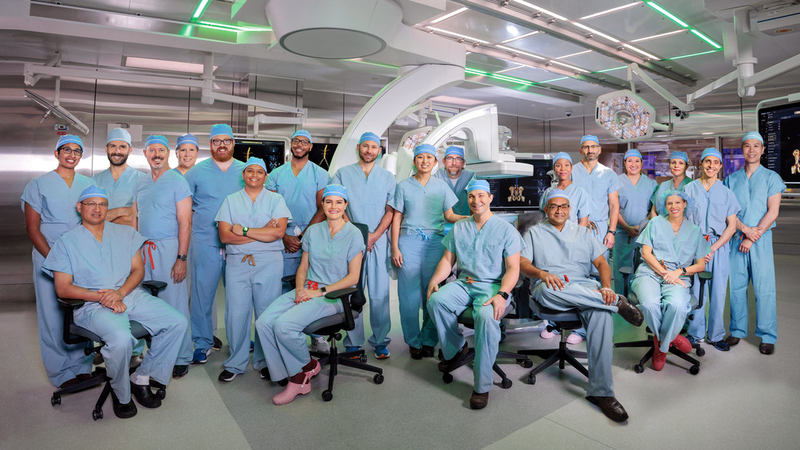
[321,286,327,294]
[176,254,187,261]
[681,267,687,275]
[497,291,509,300]
[242,226,249,236]
[607,230,616,235]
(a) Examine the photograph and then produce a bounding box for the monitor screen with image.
[759,101,800,184]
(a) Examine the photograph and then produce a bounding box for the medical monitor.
[758,100,800,184]
[488,158,552,211]
[233,139,285,173]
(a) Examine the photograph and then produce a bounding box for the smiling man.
[93,128,147,226]
[433,146,476,216]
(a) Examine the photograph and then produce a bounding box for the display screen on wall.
[489,159,552,211]
[308,143,337,171]
[758,101,800,184]
[233,140,285,173]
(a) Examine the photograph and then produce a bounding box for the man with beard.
[433,146,476,216]
[173,133,199,177]
[184,124,246,363]
[132,135,194,378]
[265,130,330,353]
[94,128,147,226]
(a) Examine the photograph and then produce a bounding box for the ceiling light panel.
[437,9,539,44]
[429,7,469,24]
[580,2,644,20]
[500,31,541,44]
[630,29,686,42]
[426,26,490,44]
[510,1,567,21]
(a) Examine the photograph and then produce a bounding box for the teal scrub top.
[723,165,786,230]
[685,179,740,237]
[539,183,593,222]
[215,188,292,255]
[635,215,710,275]
[332,163,396,233]
[390,176,458,236]
[651,177,691,216]
[434,168,476,216]
[617,173,657,230]
[184,158,247,247]
[571,162,619,222]
[93,166,147,209]
[265,161,330,235]
[443,215,523,284]
[21,171,96,246]
[42,222,146,290]
[133,170,192,241]
[301,221,365,287]
[522,219,606,281]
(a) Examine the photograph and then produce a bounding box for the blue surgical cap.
[701,147,722,162]
[624,149,643,161]
[445,146,465,159]
[79,185,108,202]
[210,124,233,140]
[466,179,490,194]
[176,134,198,149]
[106,128,131,146]
[243,157,267,173]
[546,189,570,204]
[323,184,348,201]
[359,132,380,146]
[580,135,599,146]
[657,189,693,217]
[144,135,168,149]
[56,135,83,151]
[670,151,689,164]
[413,144,437,159]
[742,131,764,145]
[553,152,572,164]
[292,130,312,144]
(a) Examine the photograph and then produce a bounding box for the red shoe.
[671,335,692,353]
[652,336,666,371]
[272,374,312,405]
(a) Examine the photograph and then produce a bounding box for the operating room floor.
[2,209,799,450]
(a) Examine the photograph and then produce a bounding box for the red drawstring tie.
[306,280,319,290]
[142,241,156,270]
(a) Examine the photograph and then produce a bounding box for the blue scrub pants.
[142,237,192,365]
[73,289,187,404]
[397,233,441,350]
[223,251,282,374]
[428,281,501,394]
[729,231,777,344]
[190,243,225,351]
[631,273,692,353]
[255,289,343,381]
[532,278,617,397]
[688,235,729,343]
[344,233,392,348]
[32,249,93,387]
[611,229,636,294]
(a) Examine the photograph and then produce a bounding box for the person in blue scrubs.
[173,133,199,177]
[520,189,643,423]
[42,185,187,419]
[427,180,522,410]
[724,131,786,355]
[255,185,365,405]
[433,146,476,216]
[649,151,691,218]
[332,132,396,358]
[684,148,740,351]
[22,135,95,389]
[632,190,709,371]
[184,124,246,363]
[612,149,657,294]
[265,130,330,353]
[391,144,465,359]
[132,135,194,378]
[93,128,147,226]
[215,157,291,382]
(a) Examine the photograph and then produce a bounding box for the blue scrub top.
[93,166,147,209]
[617,173,657,230]
[522,220,606,281]
[215,188,292,255]
[390,176,458,236]
[332,163,396,233]
[651,177,691,216]
[301,221,365,286]
[21,171,96,246]
[723,165,786,230]
[571,162,619,222]
[42,222,147,290]
[444,215,523,284]
[539,183,593,222]
[133,170,192,241]
[635,216,710,276]
[172,168,186,177]
[685,179,740,237]
[184,158,247,247]
[434,168,476,216]
[265,161,330,235]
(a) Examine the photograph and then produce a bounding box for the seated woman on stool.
[255,184,364,405]
[631,190,710,371]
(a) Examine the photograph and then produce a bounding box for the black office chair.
[615,245,711,375]
[51,280,167,420]
[282,222,383,402]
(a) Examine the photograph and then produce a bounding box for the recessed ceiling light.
[550,60,589,73]
[554,50,592,60]
[495,44,546,60]
[511,1,567,21]
[570,22,620,43]
[500,31,541,44]
[124,56,217,74]
[630,29,685,42]
[426,26,490,44]
[496,65,527,73]
[623,44,659,60]
[580,2,643,20]
[430,7,469,24]
[430,95,483,106]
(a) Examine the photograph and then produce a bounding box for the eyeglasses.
[59,148,83,156]
[444,156,464,162]
[546,204,570,211]
[580,144,600,150]
[291,138,311,146]
[81,201,108,209]
[211,138,234,146]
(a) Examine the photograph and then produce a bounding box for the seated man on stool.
[427,180,523,410]
[42,185,188,419]
[520,189,643,423]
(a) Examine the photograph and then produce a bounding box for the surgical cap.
[323,184,348,201]
[210,124,233,140]
[553,152,572,164]
[413,144,437,159]
[657,189,693,217]
[106,128,132,146]
[466,179,491,194]
[176,134,199,149]
[624,149,643,161]
[580,135,599,146]
[79,185,108,202]
[243,157,267,173]
[670,151,689,164]
[445,146,465,159]
[359,132,380,146]
[701,147,722,162]
[144,135,168,149]
[292,130,313,144]
[546,189,570,204]
[742,131,764,145]
[56,135,83,151]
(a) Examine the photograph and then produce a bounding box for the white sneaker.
[540,329,558,339]
[310,336,330,354]
[566,333,584,345]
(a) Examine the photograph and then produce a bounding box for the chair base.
[438,348,531,389]
[614,333,703,375]
[517,331,589,385]
[310,335,384,402]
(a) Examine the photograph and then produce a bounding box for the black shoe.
[438,343,469,373]
[616,295,644,327]
[421,345,436,358]
[172,365,189,379]
[724,336,740,346]
[586,396,629,423]
[213,335,223,351]
[409,346,424,360]
[759,342,775,355]
[111,391,137,419]
[708,340,730,352]
[130,381,162,408]
[470,391,489,410]
[218,370,238,382]
[260,367,271,380]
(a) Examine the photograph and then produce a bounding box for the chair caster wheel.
[442,373,454,383]
[156,388,166,399]
[527,374,536,385]
[634,364,644,374]
[322,390,333,402]
[51,394,61,406]
[373,374,384,384]
[278,379,288,387]
[360,355,367,363]
[689,365,700,375]
[92,409,103,420]
[500,378,512,389]
[696,347,705,357]
[519,358,533,369]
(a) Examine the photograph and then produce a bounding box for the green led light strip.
[646,2,722,49]
[191,0,211,21]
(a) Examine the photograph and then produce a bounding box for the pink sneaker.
[566,333,584,345]
[540,328,557,339]
[272,374,311,405]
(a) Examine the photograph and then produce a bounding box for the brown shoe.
[724,336,740,346]
[438,343,469,373]
[616,295,644,327]
[759,342,775,355]
[470,391,489,410]
[586,396,629,422]
[421,345,436,358]
[409,346,424,360]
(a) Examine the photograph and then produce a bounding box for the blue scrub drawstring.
[414,228,430,241]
